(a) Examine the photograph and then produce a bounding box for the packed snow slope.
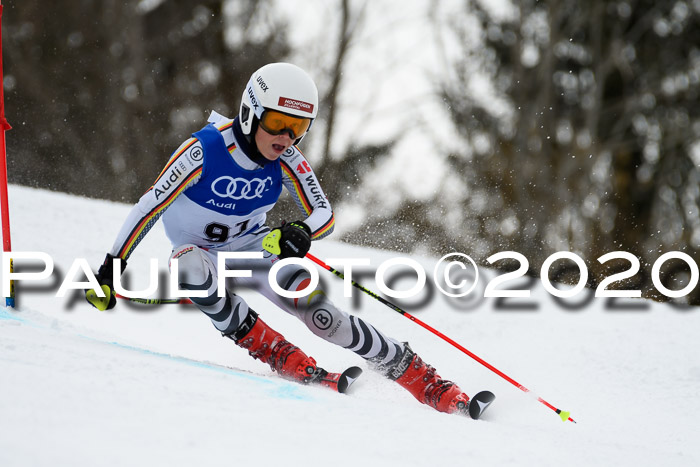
[2,185,700,467]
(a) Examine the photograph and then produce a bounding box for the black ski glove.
[262,221,312,259]
[85,253,127,311]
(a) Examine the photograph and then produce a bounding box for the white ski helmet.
[239,62,319,144]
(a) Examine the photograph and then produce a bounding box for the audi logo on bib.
[211,176,273,200]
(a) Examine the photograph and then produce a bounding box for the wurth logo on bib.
[278,97,314,114]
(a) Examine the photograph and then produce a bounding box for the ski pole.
[305,252,576,423]
[116,293,192,305]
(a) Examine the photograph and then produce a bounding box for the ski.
[312,366,363,394]
[337,366,363,393]
[468,390,496,420]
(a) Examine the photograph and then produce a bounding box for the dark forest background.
[3,0,700,304]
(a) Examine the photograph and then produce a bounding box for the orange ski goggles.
[259,110,312,140]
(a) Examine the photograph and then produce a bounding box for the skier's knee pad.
[169,244,216,292]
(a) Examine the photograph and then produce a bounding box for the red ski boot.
[227,310,318,383]
[226,310,362,392]
[386,344,470,415]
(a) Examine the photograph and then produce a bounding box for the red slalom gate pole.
[305,252,576,423]
[0,1,15,308]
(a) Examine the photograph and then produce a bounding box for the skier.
[86,62,474,416]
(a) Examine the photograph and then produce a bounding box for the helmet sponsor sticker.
[247,85,261,113]
[278,97,314,114]
[256,75,269,92]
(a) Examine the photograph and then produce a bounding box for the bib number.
[204,220,250,243]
